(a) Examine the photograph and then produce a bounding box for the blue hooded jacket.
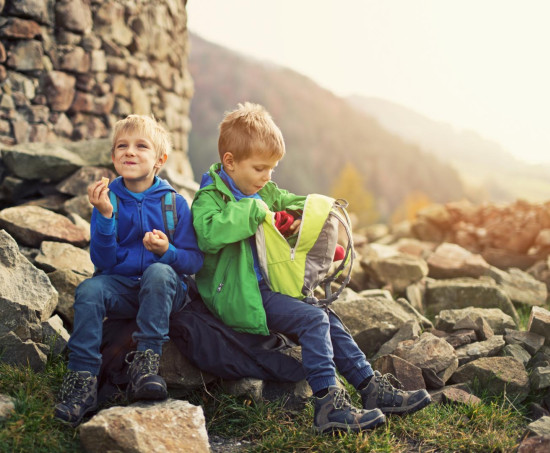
[90,176,203,283]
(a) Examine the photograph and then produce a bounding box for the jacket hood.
[109,176,175,199]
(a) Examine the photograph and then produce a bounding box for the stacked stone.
[0,0,193,177]
[409,199,550,270]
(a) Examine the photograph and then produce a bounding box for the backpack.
[108,190,178,243]
[255,194,354,307]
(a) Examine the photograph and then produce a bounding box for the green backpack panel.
[255,194,354,307]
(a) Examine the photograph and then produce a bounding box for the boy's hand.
[88,179,113,218]
[143,229,169,255]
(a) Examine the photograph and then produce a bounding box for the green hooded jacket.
[192,163,306,335]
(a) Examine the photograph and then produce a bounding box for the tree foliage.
[330,162,380,226]
[390,190,432,224]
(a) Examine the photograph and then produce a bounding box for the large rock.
[455,335,506,365]
[42,71,76,112]
[63,139,113,168]
[79,399,210,453]
[4,0,51,25]
[34,241,94,275]
[393,332,459,385]
[0,394,15,422]
[0,331,49,371]
[55,0,92,34]
[372,354,426,391]
[435,307,517,335]
[0,230,58,333]
[360,253,429,293]
[47,269,86,327]
[160,341,217,395]
[0,206,88,248]
[427,242,491,279]
[504,329,545,356]
[488,267,548,307]
[524,417,550,437]
[426,279,520,325]
[222,377,312,411]
[41,314,70,356]
[373,319,421,359]
[502,344,532,368]
[451,356,530,403]
[332,288,423,358]
[56,166,115,197]
[1,142,87,181]
[528,306,550,345]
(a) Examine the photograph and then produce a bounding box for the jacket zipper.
[138,201,144,272]
[216,258,233,293]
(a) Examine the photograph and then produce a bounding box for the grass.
[0,355,531,453]
[0,356,80,453]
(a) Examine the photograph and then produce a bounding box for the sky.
[186,0,550,165]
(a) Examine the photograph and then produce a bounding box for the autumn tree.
[329,162,380,227]
[390,191,432,224]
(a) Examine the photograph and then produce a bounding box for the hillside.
[348,96,550,202]
[187,34,465,219]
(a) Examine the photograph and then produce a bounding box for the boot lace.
[125,350,160,376]
[332,388,354,410]
[375,373,404,399]
[59,371,94,406]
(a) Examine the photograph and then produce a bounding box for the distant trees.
[390,191,432,224]
[330,162,380,226]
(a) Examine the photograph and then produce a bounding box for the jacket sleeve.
[89,208,118,269]
[158,194,204,275]
[192,190,268,254]
[269,186,307,213]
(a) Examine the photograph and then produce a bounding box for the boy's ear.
[222,152,235,170]
[155,153,168,168]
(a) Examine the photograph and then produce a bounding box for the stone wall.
[0,0,193,178]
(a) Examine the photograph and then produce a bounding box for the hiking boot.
[313,386,386,434]
[125,349,168,402]
[360,371,431,415]
[54,370,98,427]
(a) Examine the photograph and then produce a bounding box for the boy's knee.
[307,306,330,327]
[75,278,104,301]
[142,262,177,284]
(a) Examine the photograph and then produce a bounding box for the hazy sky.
[186,0,550,164]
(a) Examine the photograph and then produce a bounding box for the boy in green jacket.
[192,102,431,434]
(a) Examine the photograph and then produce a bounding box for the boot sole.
[127,382,168,402]
[379,393,432,415]
[55,403,98,428]
[314,412,386,434]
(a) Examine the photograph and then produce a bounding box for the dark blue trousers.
[259,281,373,393]
[68,263,186,375]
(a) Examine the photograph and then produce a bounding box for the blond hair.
[218,102,285,162]
[111,115,172,173]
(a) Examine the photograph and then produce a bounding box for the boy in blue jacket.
[192,103,431,434]
[55,115,203,427]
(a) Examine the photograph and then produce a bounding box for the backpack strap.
[315,199,355,308]
[162,191,178,244]
[108,190,119,241]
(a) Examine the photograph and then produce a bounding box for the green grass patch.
[189,382,527,453]
[1,358,529,453]
[0,356,80,453]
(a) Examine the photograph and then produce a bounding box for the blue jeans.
[259,281,373,394]
[68,263,187,375]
